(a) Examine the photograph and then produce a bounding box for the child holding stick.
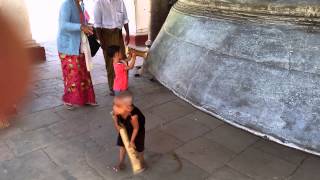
[111,92,145,172]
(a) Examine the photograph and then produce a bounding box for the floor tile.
[205,125,259,153]
[141,152,210,180]
[0,150,61,180]
[0,143,14,161]
[186,110,224,130]
[16,109,63,131]
[149,101,193,122]
[208,166,253,180]
[44,134,103,170]
[49,117,89,139]
[143,111,166,131]
[146,129,183,154]
[7,128,58,156]
[135,91,177,110]
[176,137,236,173]
[228,148,297,180]
[252,139,307,165]
[289,156,320,180]
[162,117,211,142]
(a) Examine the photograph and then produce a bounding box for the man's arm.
[124,23,130,45]
[125,51,136,70]
[95,28,104,48]
[122,1,130,45]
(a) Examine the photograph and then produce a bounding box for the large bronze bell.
[147,0,320,155]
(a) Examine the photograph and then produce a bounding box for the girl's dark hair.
[107,45,121,58]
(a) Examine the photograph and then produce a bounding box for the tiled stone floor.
[1,43,319,180]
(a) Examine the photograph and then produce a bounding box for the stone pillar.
[0,0,46,61]
[122,0,150,46]
[149,0,177,43]
[132,0,150,46]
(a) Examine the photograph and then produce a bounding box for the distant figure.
[57,0,97,110]
[94,0,130,96]
[111,92,145,171]
[0,114,9,129]
[107,45,136,96]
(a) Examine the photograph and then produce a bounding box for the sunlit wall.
[25,0,62,42]
[25,0,149,43]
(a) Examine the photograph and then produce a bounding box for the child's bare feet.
[86,102,99,107]
[0,118,10,129]
[64,103,75,110]
[112,163,126,172]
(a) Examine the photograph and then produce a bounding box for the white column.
[0,0,46,61]
[134,0,151,36]
[123,0,137,35]
[0,0,33,45]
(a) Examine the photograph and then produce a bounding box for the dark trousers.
[95,28,126,91]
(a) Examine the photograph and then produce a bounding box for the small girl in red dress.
[107,45,136,96]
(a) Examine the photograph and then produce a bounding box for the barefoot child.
[107,45,136,96]
[111,92,145,172]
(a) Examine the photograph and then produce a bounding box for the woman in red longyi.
[57,0,97,109]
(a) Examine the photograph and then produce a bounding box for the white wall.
[25,0,64,42]
[24,0,149,42]
[0,0,32,42]
[135,0,150,35]
[123,0,137,35]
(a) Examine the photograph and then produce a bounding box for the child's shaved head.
[113,92,134,115]
[114,92,133,106]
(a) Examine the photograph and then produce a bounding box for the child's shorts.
[114,90,126,96]
[114,91,121,96]
[117,131,145,152]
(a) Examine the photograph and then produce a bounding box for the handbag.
[76,0,100,57]
[87,33,100,57]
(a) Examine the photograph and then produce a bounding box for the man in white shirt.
[94,0,130,96]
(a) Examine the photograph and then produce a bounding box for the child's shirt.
[113,61,128,91]
[116,106,146,152]
[117,106,145,136]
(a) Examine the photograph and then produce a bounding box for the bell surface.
[147,0,320,155]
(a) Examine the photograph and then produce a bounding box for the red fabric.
[79,9,89,24]
[84,10,90,22]
[0,106,17,124]
[59,53,96,105]
[113,63,128,91]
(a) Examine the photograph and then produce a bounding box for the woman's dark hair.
[107,45,121,58]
